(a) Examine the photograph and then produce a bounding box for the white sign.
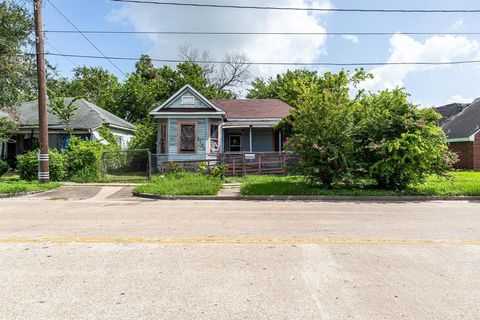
[245,153,256,160]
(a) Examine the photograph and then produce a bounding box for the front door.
[229,135,241,152]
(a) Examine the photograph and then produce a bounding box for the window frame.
[159,123,168,154]
[177,121,197,154]
[181,95,195,105]
[208,122,221,154]
[229,134,242,152]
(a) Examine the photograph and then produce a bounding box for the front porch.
[221,124,284,153]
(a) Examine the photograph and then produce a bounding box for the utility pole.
[33,0,49,183]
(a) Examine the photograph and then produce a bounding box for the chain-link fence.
[101,149,151,182]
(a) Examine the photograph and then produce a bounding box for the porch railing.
[153,152,297,176]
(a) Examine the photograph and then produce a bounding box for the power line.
[41,52,480,67]
[45,39,78,67]
[46,0,126,76]
[110,0,480,13]
[44,30,480,36]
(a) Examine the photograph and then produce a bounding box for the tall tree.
[0,0,36,109]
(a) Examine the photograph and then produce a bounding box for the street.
[1,189,479,319]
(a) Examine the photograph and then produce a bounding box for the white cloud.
[341,34,359,44]
[360,33,480,92]
[108,0,332,77]
[447,95,474,104]
[450,19,464,31]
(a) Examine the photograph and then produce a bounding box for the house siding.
[474,132,480,170]
[449,132,480,170]
[165,118,208,161]
[223,128,275,152]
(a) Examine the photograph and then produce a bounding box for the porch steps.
[218,182,242,197]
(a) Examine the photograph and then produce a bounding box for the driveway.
[27,184,139,201]
[0,197,479,319]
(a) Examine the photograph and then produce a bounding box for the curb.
[0,190,49,199]
[133,193,480,202]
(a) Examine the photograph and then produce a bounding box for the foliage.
[0,175,60,195]
[353,89,456,189]
[210,164,229,179]
[64,137,104,182]
[98,125,120,149]
[0,1,36,109]
[47,90,79,133]
[0,115,18,144]
[134,172,223,196]
[16,150,67,182]
[283,70,370,187]
[164,161,184,174]
[0,159,9,176]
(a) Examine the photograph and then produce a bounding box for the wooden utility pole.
[33,0,49,183]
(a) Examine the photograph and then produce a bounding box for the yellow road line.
[0,237,479,245]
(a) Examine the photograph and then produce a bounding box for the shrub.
[164,161,184,173]
[353,89,456,189]
[210,163,228,179]
[0,159,9,176]
[17,150,67,181]
[64,137,104,181]
[128,119,156,152]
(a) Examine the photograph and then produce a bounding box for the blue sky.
[43,0,480,107]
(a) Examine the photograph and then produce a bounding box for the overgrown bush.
[210,163,228,179]
[0,159,9,176]
[64,137,104,181]
[164,161,184,173]
[353,89,456,189]
[128,119,156,152]
[17,150,67,181]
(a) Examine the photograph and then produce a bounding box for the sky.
[42,0,480,107]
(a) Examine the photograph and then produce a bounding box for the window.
[181,95,195,105]
[209,124,220,153]
[179,123,196,153]
[159,123,167,154]
[229,135,241,152]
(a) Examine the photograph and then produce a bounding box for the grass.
[134,172,223,196]
[101,171,148,183]
[0,175,60,195]
[240,171,480,196]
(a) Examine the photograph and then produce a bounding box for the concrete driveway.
[27,184,138,201]
[0,196,479,319]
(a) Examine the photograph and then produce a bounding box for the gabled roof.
[435,103,469,125]
[441,98,480,141]
[212,99,292,120]
[150,84,225,115]
[7,98,135,131]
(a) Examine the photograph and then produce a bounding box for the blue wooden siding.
[164,118,208,161]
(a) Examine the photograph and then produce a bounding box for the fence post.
[147,150,152,180]
[258,155,262,174]
[232,159,236,176]
[101,151,106,178]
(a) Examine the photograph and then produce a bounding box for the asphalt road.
[1,188,479,319]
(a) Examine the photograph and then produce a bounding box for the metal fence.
[101,149,151,182]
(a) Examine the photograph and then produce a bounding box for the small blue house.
[149,85,292,166]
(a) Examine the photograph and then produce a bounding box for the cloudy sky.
[43,0,480,107]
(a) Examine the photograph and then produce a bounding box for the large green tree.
[0,0,36,109]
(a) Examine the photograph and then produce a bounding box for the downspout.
[249,125,253,152]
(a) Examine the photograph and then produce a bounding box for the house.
[149,84,292,167]
[0,98,135,166]
[437,98,480,170]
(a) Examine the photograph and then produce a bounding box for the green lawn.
[134,172,223,196]
[240,172,480,196]
[0,175,60,195]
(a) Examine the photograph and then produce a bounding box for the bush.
[353,89,456,189]
[210,164,228,179]
[128,119,156,152]
[64,137,104,181]
[0,159,9,176]
[17,150,67,181]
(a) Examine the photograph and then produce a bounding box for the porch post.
[249,125,253,152]
[278,131,282,153]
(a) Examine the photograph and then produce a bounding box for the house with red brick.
[437,99,480,170]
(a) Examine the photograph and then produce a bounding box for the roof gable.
[150,84,225,115]
[442,98,480,140]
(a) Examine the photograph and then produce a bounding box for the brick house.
[437,99,480,170]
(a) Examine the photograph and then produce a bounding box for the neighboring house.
[436,98,480,170]
[0,98,135,166]
[149,84,292,166]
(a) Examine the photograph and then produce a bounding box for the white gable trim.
[149,84,225,115]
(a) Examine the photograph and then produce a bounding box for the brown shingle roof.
[212,99,292,119]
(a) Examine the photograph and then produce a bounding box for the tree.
[0,115,18,145]
[353,89,456,189]
[47,89,78,134]
[0,1,36,109]
[247,69,321,107]
[55,66,122,116]
[282,70,369,187]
